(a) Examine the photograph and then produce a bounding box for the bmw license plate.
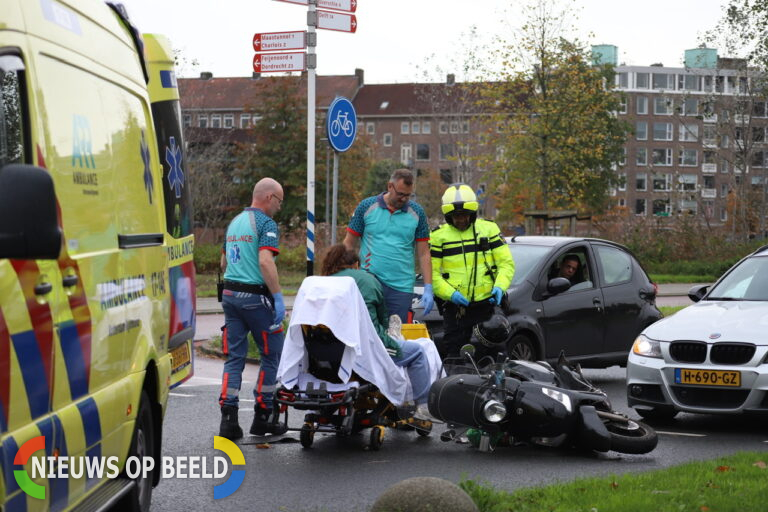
[674,368,740,387]
[170,342,191,373]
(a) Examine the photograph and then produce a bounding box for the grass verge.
[195,271,307,298]
[460,451,768,512]
[659,305,686,317]
[649,274,716,284]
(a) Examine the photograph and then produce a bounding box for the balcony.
[702,163,717,173]
[702,114,718,123]
[702,189,717,198]
[734,114,751,124]
[703,139,718,148]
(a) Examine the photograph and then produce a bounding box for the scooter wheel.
[300,423,315,449]
[606,419,658,454]
[369,425,385,451]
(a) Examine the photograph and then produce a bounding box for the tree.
[363,159,399,197]
[478,0,630,224]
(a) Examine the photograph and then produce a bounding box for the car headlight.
[632,334,662,359]
[482,400,507,423]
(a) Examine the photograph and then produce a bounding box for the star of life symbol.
[166,136,185,198]
[229,245,241,264]
[141,131,153,203]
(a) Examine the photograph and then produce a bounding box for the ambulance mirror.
[0,164,61,259]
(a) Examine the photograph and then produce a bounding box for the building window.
[223,114,234,128]
[652,198,670,215]
[183,114,191,127]
[679,124,699,142]
[652,148,673,166]
[422,122,431,134]
[416,143,430,161]
[636,172,647,191]
[461,121,469,133]
[720,208,728,222]
[198,115,208,128]
[636,72,650,89]
[240,114,251,128]
[679,149,698,166]
[211,114,221,128]
[703,125,718,146]
[401,122,409,134]
[703,175,715,189]
[619,147,627,166]
[752,126,765,143]
[653,97,673,115]
[653,173,671,191]
[439,143,455,161]
[635,198,647,215]
[618,173,626,191]
[450,121,459,134]
[400,143,412,165]
[439,122,448,134]
[752,150,765,167]
[618,98,627,114]
[383,133,392,147]
[618,197,626,207]
[411,121,420,134]
[721,183,729,196]
[636,96,648,115]
[636,121,647,140]
[440,169,453,183]
[683,98,698,115]
[653,122,673,141]
[652,73,674,90]
[680,174,697,191]
[617,72,628,88]
[636,147,647,166]
[366,122,375,135]
[678,74,701,91]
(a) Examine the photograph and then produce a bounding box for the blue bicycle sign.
[326,97,356,152]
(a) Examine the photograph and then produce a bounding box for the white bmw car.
[627,246,768,419]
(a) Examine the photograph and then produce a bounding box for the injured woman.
[277,244,443,421]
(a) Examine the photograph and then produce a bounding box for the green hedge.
[195,242,306,275]
[644,258,741,277]
[194,243,222,274]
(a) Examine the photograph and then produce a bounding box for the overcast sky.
[119,0,729,83]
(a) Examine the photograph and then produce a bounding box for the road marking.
[656,431,707,437]
[169,392,194,397]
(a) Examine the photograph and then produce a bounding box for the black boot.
[219,405,243,440]
[250,408,287,436]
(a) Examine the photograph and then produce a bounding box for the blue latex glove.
[489,286,504,305]
[420,284,435,315]
[271,292,286,328]
[450,290,470,307]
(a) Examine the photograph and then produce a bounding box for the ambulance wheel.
[369,425,385,451]
[300,423,315,448]
[120,390,155,512]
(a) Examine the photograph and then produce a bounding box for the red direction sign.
[273,0,357,12]
[316,9,357,33]
[253,31,306,52]
[253,52,306,73]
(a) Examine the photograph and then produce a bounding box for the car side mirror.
[545,277,571,297]
[688,284,709,303]
[0,164,61,260]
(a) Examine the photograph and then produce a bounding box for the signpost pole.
[306,0,317,276]
[331,152,339,244]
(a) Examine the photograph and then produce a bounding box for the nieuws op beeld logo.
[14,435,245,500]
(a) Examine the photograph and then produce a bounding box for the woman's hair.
[320,244,359,276]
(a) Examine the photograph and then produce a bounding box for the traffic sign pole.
[331,153,339,244]
[306,0,317,276]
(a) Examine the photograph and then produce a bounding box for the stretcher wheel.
[369,425,385,451]
[416,421,432,437]
[300,423,315,448]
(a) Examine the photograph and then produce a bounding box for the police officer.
[430,184,515,358]
[218,177,287,440]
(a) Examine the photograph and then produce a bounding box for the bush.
[194,243,221,274]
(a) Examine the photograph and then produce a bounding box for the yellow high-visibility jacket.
[430,218,515,302]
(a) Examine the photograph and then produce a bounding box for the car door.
[538,244,606,359]
[592,242,643,356]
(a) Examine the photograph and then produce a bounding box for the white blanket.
[277,276,411,405]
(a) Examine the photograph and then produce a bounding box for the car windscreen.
[708,256,768,301]
[509,244,552,285]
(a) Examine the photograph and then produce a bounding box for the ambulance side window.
[0,54,27,167]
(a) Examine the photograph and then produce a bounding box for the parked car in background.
[627,245,768,419]
[413,236,662,367]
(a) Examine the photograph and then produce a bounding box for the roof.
[353,82,484,117]
[178,74,361,111]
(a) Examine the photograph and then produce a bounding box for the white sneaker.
[414,404,443,424]
[387,314,404,341]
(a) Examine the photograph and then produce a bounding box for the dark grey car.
[413,236,662,367]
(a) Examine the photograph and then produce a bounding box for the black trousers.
[440,300,494,358]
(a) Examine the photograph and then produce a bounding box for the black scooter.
[428,347,658,454]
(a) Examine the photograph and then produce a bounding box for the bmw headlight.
[632,334,662,359]
[482,400,507,423]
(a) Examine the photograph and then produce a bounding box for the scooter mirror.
[460,344,476,360]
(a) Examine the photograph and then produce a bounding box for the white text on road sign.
[253,31,306,52]
[316,9,357,33]
[253,52,306,73]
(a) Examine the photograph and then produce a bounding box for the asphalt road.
[150,355,768,512]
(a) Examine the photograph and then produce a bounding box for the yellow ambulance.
[0,0,195,510]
